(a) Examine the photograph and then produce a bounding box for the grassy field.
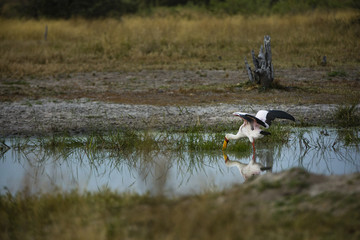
[0,9,359,78]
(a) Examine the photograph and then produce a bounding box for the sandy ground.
[0,98,339,136]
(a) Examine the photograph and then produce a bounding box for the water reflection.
[0,141,10,158]
[0,128,359,196]
[223,153,272,181]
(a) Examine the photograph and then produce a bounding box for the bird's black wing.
[237,114,253,124]
[266,110,295,126]
[234,112,267,128]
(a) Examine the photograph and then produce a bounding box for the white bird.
[223,153,272,181]
[222,110,295,153]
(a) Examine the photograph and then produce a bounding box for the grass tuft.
[334,104,360,127]
[328,70,347,77]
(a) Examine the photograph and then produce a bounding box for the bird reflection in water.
[223,153,272,181]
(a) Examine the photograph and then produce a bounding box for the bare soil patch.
[0,68,359,135]
[1,68,359,105]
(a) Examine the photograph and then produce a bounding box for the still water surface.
[1,128,359,196]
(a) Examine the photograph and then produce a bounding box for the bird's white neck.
[225,128,246,140]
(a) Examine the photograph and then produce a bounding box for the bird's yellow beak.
[222,137,228,151]
[223,152,229,162]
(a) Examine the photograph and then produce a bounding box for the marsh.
[1,5,360,240]
[1,127,358,196]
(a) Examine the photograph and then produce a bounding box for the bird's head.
[232,112,241,117]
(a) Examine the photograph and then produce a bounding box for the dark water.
[1,128,359,196]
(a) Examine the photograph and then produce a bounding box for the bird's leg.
[252,141,256,159]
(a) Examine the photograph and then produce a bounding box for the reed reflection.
[1,141,224,196]
[0,141,10,158]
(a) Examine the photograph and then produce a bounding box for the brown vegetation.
[0,10,359,79]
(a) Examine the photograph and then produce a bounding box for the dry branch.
[245,35,274,88]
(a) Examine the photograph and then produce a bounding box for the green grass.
[328,69,347,77]
[13,124,359,159]
[334,104,360,127]
[8,125,359,162]
[335,128,360,145]
[9,124,295,154]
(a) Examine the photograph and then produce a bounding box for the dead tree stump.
[245,35,274,88]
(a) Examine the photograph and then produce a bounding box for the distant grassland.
[0,10,359,78]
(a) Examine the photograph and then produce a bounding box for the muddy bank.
[0,98,340,136]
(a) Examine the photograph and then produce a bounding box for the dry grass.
[1,169,360,240]
[0,10,359,78]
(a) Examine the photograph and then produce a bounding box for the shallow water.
[1,127,359,196]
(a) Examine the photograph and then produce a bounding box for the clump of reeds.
[334,104,360,127]
[9,125,294,157]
